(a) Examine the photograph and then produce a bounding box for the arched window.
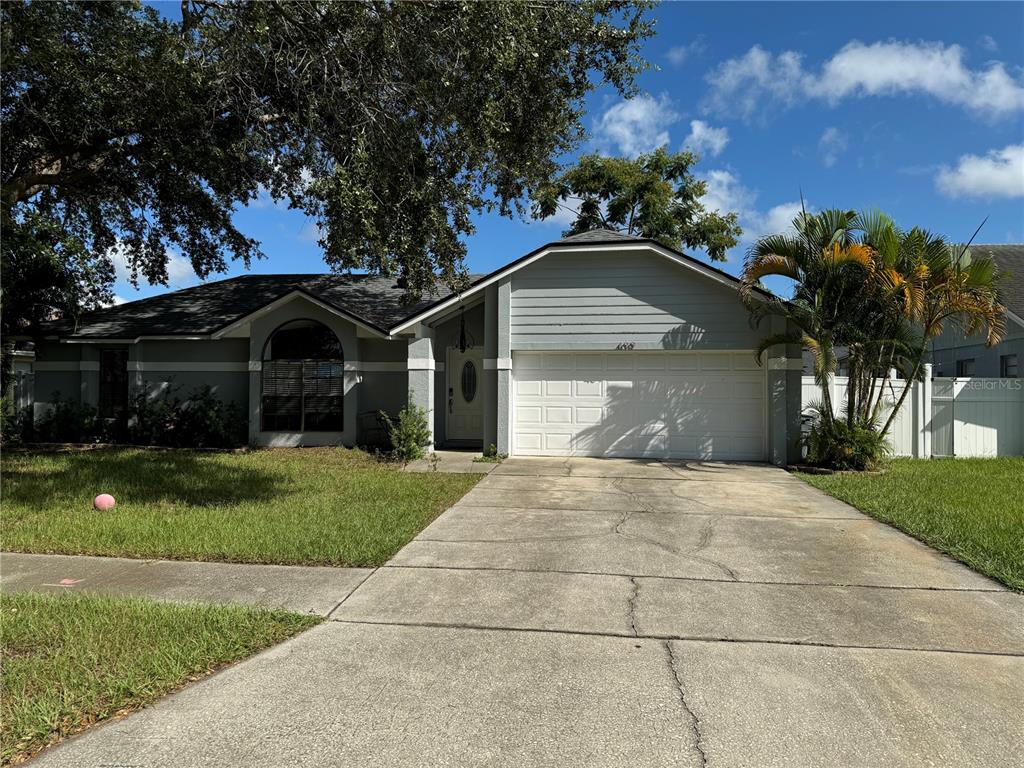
[261,320,344,431]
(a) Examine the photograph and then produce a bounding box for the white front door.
[512,351,767,460]
[446,346,484,443]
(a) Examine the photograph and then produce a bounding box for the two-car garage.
[512,350,767,461]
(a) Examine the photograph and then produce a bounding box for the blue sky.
[121,1,1024,302]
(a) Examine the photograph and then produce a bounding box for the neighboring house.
[32,230,802,463]
[930,244,1023,379]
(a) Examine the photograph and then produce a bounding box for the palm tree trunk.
[880,343,927,438]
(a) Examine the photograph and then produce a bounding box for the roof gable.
[389,236,769,333]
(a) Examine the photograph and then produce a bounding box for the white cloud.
[935,144,1024,199]
[683,120,730,157]
[108,244,199,289]
[700,169,756,217]
[593,93,679,157]
[704,40,1024,121]
[747,201,807,241]
[667,37,707,66]
[979,34,999,53]
[818,126,848,168]
[700,169,810,253]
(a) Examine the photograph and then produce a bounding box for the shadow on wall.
[572,378,764,461]
[1,449,281,508]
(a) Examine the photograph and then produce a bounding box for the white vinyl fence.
[801,367,1024,457]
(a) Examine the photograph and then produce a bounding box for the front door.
[446,346,484,443]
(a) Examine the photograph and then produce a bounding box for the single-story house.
[32,230,802,463]
[930,244,1022,379]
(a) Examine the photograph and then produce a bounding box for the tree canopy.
[530,148,742,260]
[1,0,654,340]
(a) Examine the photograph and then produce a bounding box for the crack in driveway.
[665,641,709,768]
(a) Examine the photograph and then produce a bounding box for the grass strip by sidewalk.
[798,457,1024,591]
[0,591,320,764]
[2,448,481,566]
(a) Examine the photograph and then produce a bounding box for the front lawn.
[1,448,480,566]
[799,458,1024,591]
[1,591,319,764]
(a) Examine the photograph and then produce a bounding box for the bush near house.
[381,403,432,462]
[28,385,246,448]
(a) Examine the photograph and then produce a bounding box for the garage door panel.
[545,406,573,424]
[576,407,604,425]
[513,352,765,461]
[545,380,572,397]
[576,379,602,397]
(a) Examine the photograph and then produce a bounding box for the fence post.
[918,364,933,459]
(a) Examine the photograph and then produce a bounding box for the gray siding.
[509,250,764,350]
[930,320,1024,378]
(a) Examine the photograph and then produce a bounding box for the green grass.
[1,448,481,566]
[0,591,319,764]
[798,458,1024,591]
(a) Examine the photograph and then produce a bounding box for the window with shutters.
[261,320,344,431]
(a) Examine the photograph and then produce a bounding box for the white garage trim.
[511,350,768,461]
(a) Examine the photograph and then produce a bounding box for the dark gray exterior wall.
[929,318,1024,378]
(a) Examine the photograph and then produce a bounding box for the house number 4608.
[616,342,635,350]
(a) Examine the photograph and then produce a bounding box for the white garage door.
[513,351,766,461]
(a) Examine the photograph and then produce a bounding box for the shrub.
[29,385,247,448]
[171,386,246,448]
[126,387,178,445]
[0,396,32,445]
[34,394,100,443]
[802,408,890,471]
[380,403,431,462]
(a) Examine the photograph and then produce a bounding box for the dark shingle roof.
[47,274,463,339]
[556,229,640,244]
[971,244,1023,318]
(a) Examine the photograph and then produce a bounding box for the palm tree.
[741,209,876,430]
[876,234,1005,437]
[742,209,1006,451]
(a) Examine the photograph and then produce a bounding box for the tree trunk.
[880,343,927,438]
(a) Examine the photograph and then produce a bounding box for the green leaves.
[530,147,742,260]
[1,0,654,339]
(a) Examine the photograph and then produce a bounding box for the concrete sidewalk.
[19,457,1024,768]
[0,553,372,616]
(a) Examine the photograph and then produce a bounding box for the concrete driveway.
[33,458,1024,767]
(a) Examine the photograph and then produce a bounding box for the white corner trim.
[407,359,436,371]
[484,358,511,370]
[767,357,803,371]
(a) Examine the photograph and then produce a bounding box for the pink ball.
[93,494,116,511]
